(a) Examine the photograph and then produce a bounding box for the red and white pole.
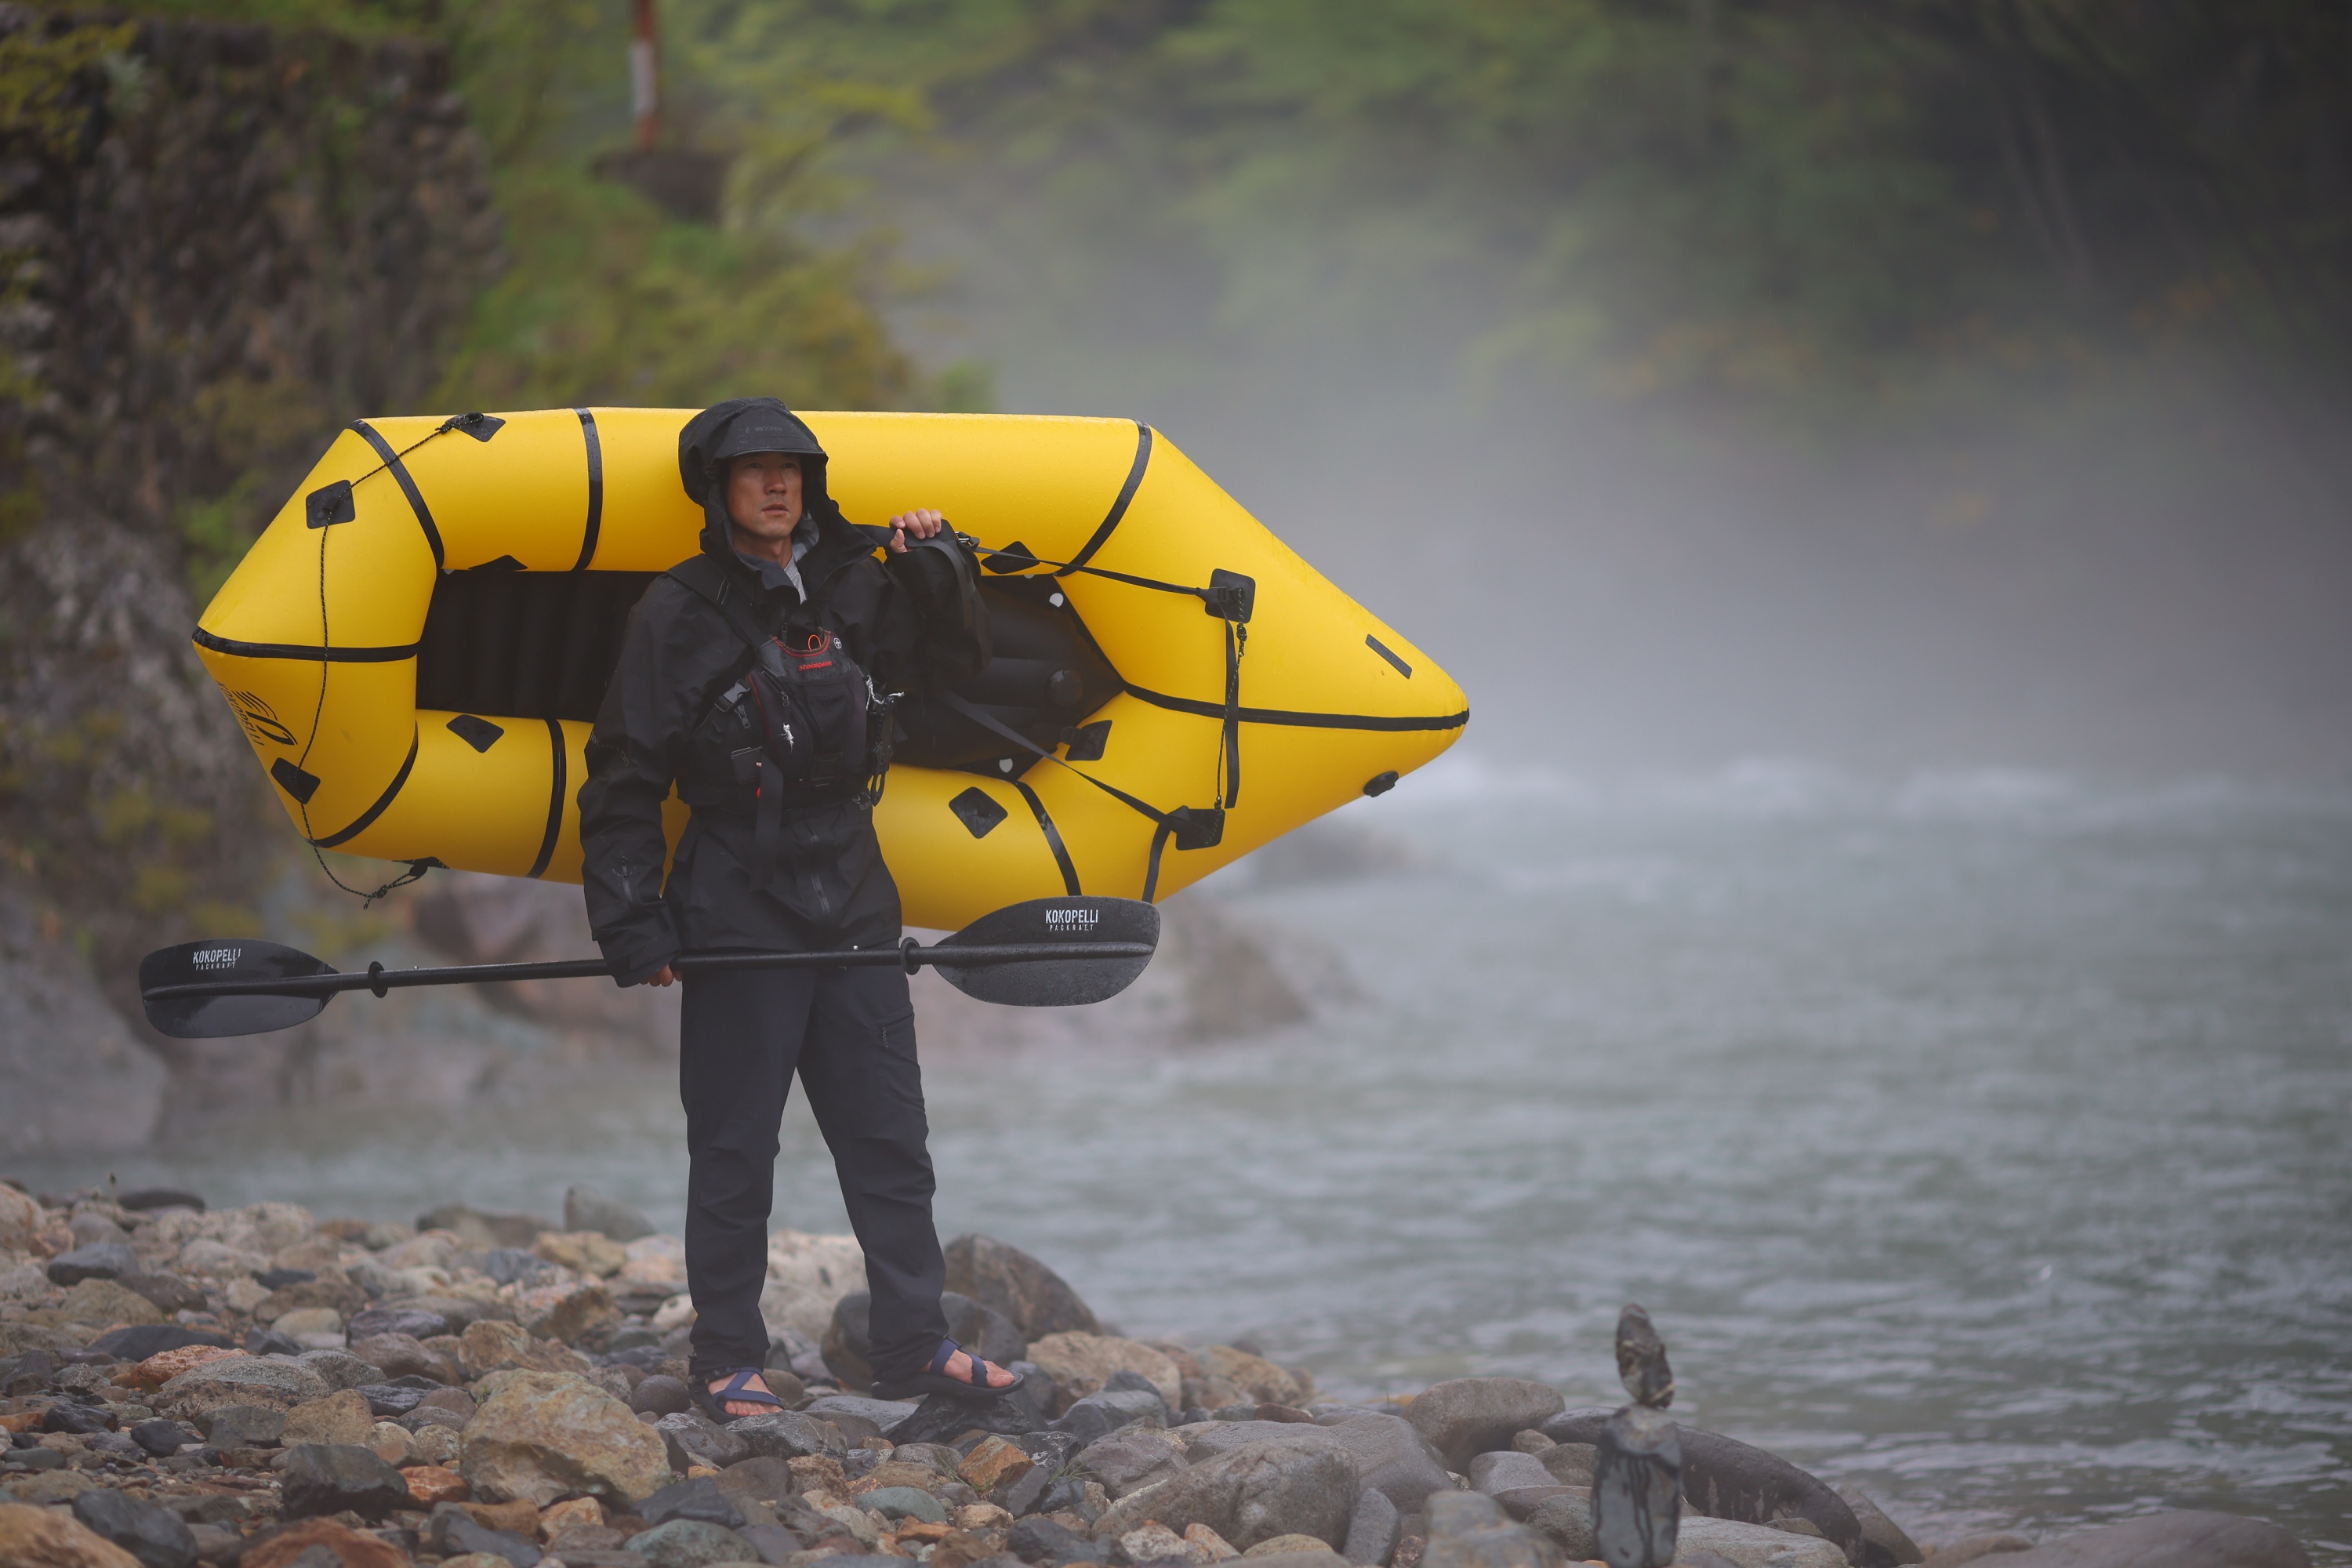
[630,0,660,151]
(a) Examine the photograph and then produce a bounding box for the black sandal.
[871,1337,1026,1403]
[695,1367,786,1421]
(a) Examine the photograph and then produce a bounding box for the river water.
[18,758,2352,1557]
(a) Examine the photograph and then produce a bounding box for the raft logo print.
[1044,907,1098,930]
[192,946,240,970]
[224,688,299,748]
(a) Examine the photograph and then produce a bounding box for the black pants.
[679,962,948,1386]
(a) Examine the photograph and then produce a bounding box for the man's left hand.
[887,509,946,553]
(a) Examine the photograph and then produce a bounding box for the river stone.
[1199,1348,1304,1410]
[1837,1488,1923,1566]
[1407,1382,1565,1474]
[1467,1453,1554,1497]
[657,1410,750,1470]
[71,1489,198,1568]
[1208,1415,1450,1515]
[1100,1439,1358,1550]
[0,1500,146,1566]
[416,1203,551,1250]
[1540,1412,1866,1563]
[866,1485,949,1524]
[55,1279,165,1329]
[1418,1492,1559,1568]
[564,1184,655,1243]
[196,1404,285,1446]
[47,1243,140,1287]
[1063,1388,1171,1445]
[346,1306,452,1343]
[1988,1510,2309,1568]
[346,1331,455,1384]
[728,1410,850,1461]
[1343,1487,1401,1566]
[1077,1425,1188,1497]
[628,1517,760,1568]
[160,1354,331,1414]
[942,1234,1102,1341]
[639,1475,748,1529]
[884,1387,1041,1446]
[1927,1532,2037,1565]
[821,1289,1024,1392]
[426,1505,543,1565]
[1535,1446,1592,1488]
[1520,1494,1593,1562]
[1671,1515,1845,1567]
[460,1369,673,1508]
[281,1388,375,1446]
[295,1348,385,1393]
[281,1442,415,1519]
[1025,1332,1182,1415]
[803,1393,919,1429]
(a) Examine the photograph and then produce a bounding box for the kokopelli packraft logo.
[191,946,241,971]
[1044,906,1099,931]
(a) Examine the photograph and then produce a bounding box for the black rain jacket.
[577,401,975,984]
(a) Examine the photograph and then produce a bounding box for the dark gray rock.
[242,1327,304,1356]
[6,1445,67,1470]
[118,1189,205,1213]
[657,1410,750,1470]
[1098,1438,1358,1549]
[639,1475,747,1529]
[1927,1531,2036,1565]
[296,1348,386,1392]
[1010,1515,1113,1564]
[632,1374,693,1416]
[565,1183,655,1242]
[1192,1414,1450,1515]
[279,1442,415,1519]
[1061,1388,1168,1446]
[129,1418,201,1457]
[943,1233,1102,1341]
[1406,1380,1566,1473]
[1838,1487,1924,1566]
[118,1275,210,1316]
[802,1393,919,1430]
[627,1517,760,1568]
[45,1242,139,1284]
[735,1520,802,1565]
[886,1388,1040,1446]
[1536,1445,1593,1488]
[1613,1305,1674,1410]
[358,1381,433,1416]
[728,1410,850,1461]
[88,1325,230,1362]
[428,1503,543,1565]
[72,1487,199,1568]
[866,1485,949,1524]
[1344,1486,1402,1566]
[464,1247,557,1287]
[42,1399,117,1435]
[1541,1411,1869,1565]
[1991,1510,2309,1568]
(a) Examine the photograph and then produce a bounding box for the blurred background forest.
[0,0,2347,1110]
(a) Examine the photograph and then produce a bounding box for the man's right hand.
[642,964,677,987]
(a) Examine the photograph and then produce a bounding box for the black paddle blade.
[138,939,336,1039]
[932,897,1160,1006]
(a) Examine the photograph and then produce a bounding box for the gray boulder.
[427,1504,545,1565]
[1419,1490,1562,1568]
[1468,1452,1555,1497]
[564,1182,655,1242]
[1522,1494,1595,1562]
[627,1517,761,1568]
[1076,1426,1187,1498]
[1098,1438,1359,1549]
[1409,1381,1566,1473]
[71,1487,199,1568]
[1990,1510,2308,1568]
[1189,1414,1451,1513]
[639,1475,748,1529]
[296,1348,386,1392]
[197,1405,286,1447]
[1537,1445,1594,1487]
[823,1288,1025,1391]
[731,1409,850,1461]
[943,1233,1102,1341]
[1344,1486,1401,1566]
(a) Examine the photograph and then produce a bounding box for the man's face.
[726,452,803,543]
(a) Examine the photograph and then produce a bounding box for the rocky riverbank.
[0,1185,2310,1568]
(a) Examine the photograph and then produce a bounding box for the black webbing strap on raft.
[962,535,1254,813]
[936,690,1221,902]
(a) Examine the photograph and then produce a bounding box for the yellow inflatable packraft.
[194,409,1468,928]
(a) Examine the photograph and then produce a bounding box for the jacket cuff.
[599,914,681,988]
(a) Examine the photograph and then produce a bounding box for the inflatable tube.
[194,409,1468,928]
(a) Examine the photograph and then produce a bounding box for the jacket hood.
[679,397,846,561]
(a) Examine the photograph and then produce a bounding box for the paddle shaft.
[142,940,1157,1004]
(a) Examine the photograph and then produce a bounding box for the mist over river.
[16,757,2351,1557]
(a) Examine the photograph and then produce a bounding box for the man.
[579,397,1018,1417]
